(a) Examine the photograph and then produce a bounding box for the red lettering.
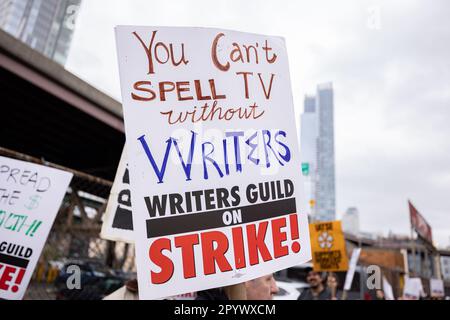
[176,81,194,101]
[159,81,176,101]
[11,268,25,293]
[209,79,226,100]
[247,221,272,265]
[236,72,253,99]
[257,73,275,99]
[149,238,174,284]
[132,30,188,74]
[154,42,170,64]
[271,217,289,258]
[133,79,226,103]
[132,30,157,74]
[174,233,199,279]
[131,81,156,101]
[194,80,211,100]
[0,264,16,291]
[147,216,298,284]
[211,33,230,72]
[263,40,277,63]
[231,226,246,269]
[201,231,232,275]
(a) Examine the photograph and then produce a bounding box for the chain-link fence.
[22,192,137,300]
[1,147,136,300]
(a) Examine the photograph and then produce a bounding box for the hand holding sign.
[115,26,311,299]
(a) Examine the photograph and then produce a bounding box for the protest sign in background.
[309,220,349,272]
[403,277,424,300]
[383,276,395,300]
[101,144,134,243]
[0,156,72,300]
[343,248,360,291]
[430,278,444,298]
[115,26,311,299]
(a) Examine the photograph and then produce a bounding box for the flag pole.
[410,225,416,277]
[408,200,416,277]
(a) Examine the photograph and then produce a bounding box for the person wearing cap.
[298,267,332,300]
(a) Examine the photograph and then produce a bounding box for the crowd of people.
[103,266,447,300]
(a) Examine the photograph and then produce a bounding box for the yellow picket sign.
[309,220,349,272]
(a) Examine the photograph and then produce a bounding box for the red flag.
[408,200,433,244]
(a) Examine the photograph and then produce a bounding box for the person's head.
[125,279,138,293]
[305,268,325,289]
[245,274,279,300]
[326,272,338,288]
[375,289,385,300]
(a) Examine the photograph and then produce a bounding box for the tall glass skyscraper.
[0,0,81,65]
[300,95,318,218]
[300,82,335,221]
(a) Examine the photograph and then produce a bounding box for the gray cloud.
[66,0,450,247]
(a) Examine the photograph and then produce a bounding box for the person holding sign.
[115,26,312,299]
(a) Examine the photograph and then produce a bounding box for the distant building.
[345,232,447,297]
[0,0,81,65]
[300,83,335,221]
[342,207,360,235]
[441,254,450,281]
[300,95,318,217]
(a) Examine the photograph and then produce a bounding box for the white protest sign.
[382,276,395,300]
[343,248,361,291]
[441,256,450,280]
[430,278,444,298]
[403,277,423,300]
[101,144,134,243]
[115,26,311,299]
[0,156,72,300]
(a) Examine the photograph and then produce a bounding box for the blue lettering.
[262,130,284,167]
[274,130,291,162]
[171,130,197,181]
[138,135,172,183]
[225,131,244,172]
[245,131,260,165]
[202,142,224,179]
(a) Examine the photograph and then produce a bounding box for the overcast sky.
[66,0,450,248]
